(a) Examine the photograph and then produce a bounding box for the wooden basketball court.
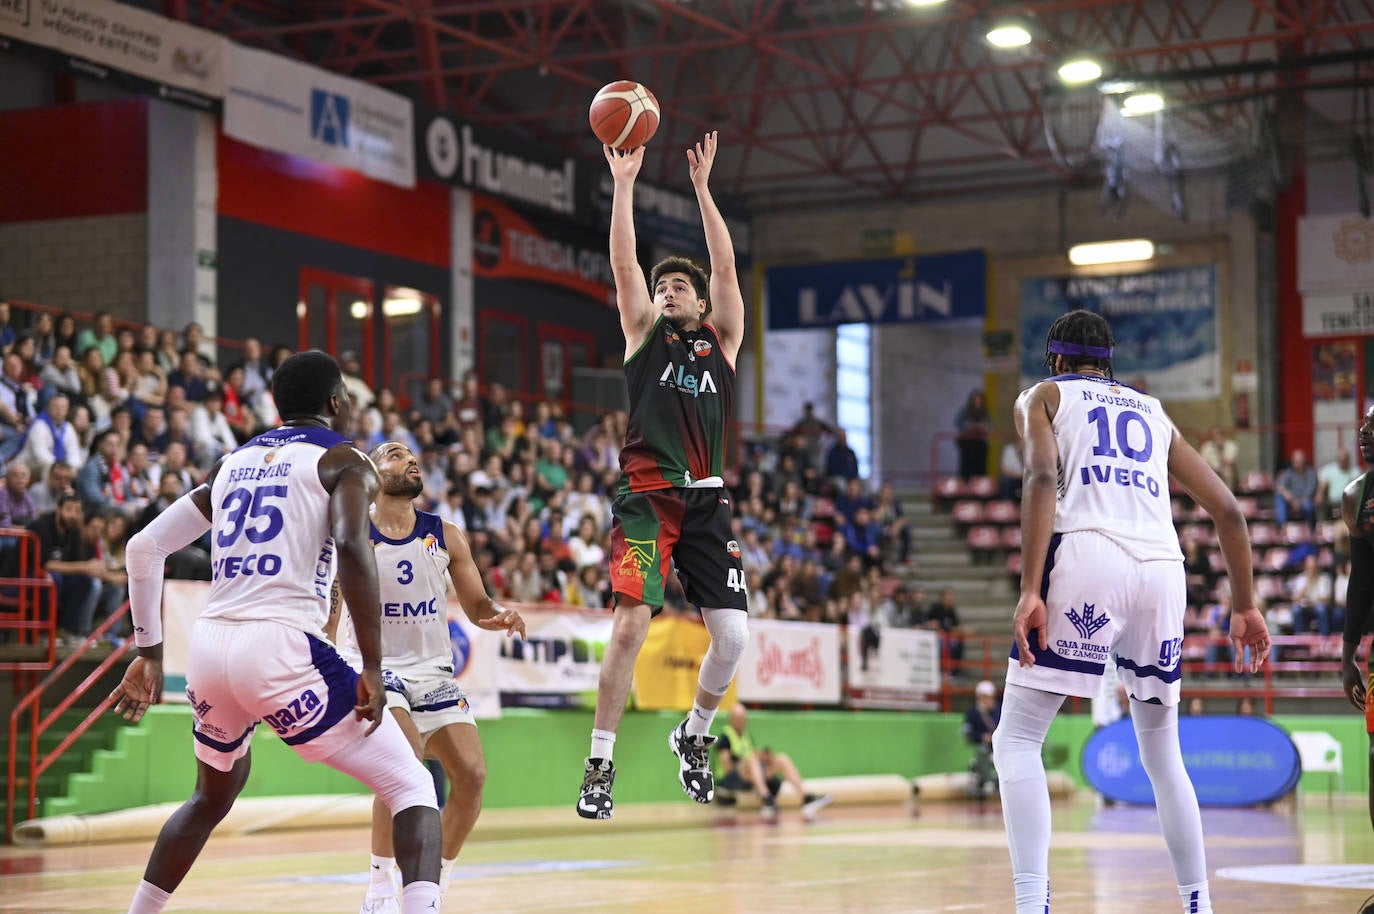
[2,794,1371,913]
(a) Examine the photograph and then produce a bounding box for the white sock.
[993,684,1065,913]
[439,856,457,893]
[1178,880,1212,914]
[590,728,616,762]
[1130,701,1208,887]
[128,879,171,914]
[685,702,715,736]
[401,880,441,914]
[370,854,397,889]
[1013,874,1049,914]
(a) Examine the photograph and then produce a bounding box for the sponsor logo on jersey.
[658,362,719,398]
[693,339,713,359]
[618,538,657,580]
[1067,602,1111,640]
[422,533,440,556]
[263,447,280,464]
[726,539,741,558]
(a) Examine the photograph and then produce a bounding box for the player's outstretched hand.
[479,603,527,640]
[356,668,386,735]
[1012,592,1048,668]
[687,130,718,188]
[107,655,163,723]
[1228,606,1270,674]
[604,143,644,181]
[1344,657,1367,712]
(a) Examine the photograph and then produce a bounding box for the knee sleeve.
[698,608,749,696]
[992,684,1065,784]
[326,714,439,815]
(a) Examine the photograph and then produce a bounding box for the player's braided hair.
[1044,309,1115,377]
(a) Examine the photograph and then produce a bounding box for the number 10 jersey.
[1047,374,1182,562]
[202,425,350,635]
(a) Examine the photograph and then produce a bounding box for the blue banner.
[1083,716,1301,807]
[1019,265,1220,401]
[767,250,986,330]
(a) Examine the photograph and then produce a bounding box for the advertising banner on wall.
[735,619,842,705]
[472,194,617,306]
[633,615,738,711]
[1018,265,1220,401]
[159,581,503,718]
[1299,214,1374,294]
[1302,290,1374,338]
[766,250,987,331]
[492,605,613,708]
[845,625,943,710]
[224,43,415,188]
[0,0,224,108]
[582,171,751,259]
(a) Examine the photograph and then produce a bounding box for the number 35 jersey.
[202,425,350,635]
[1047,374,1182,562]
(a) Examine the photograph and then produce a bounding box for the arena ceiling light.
[905,0,947,6]
[986,24,1032,48]
[1068,239,1156,266]
[1122,92,1165,116]
[1057,58,1103,85]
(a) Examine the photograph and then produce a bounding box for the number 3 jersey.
[338,510,454,674]
[201,425,350,635]
[1047,374,1182,562]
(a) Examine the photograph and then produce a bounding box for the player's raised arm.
[604,144,655,354]
[1167,422,1268,672]
[1010,382,1059,663]
[687,131,744,363]
[442,520,526,639]
[109,458,222,721]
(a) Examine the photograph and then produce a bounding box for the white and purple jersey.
[1046,374,1182,563]
[201,424,349,636]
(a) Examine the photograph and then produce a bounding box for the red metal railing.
[0,528,59,672]
[6,603,132,841]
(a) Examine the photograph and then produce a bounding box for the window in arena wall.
[836,322,872,479]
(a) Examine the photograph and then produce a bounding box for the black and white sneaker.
[668,720,716,803]
[801,792,833,820]
[577,757,616,819]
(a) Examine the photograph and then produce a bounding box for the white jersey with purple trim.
[339,510,454,675]
[1046,374,1182,562]
[201,424,349,635]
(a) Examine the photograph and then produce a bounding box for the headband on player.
[1047,339,1114,359]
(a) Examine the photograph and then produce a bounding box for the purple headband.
[1048,339,1113,359]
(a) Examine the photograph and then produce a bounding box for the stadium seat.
[967,476,998,499]
[1283,522,1312,545]
[933,476,967,509]
[1249,522,1278,546]
[985,500,1019,525]
[967,525,1001,563]
[1006,551,1023,576]
[1206,550,1227,574]
[1256,576,1287,602]
[951,500,985,532]
[1000,525,1021,550]
[1240,470,1274,494]
[1235,496,1261,519]
[1262,547,1290,574]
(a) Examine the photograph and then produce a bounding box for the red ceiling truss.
[164,0,1374,205]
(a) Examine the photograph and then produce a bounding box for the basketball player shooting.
[106,351,443,914]
[577,131,750,820]
[995,310,1269,914]
[328,440,525,914]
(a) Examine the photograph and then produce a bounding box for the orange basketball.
[589,81,660,150]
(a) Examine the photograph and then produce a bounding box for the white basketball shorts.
[1005,530,1187,707]
[382,666,477,743]
[186,618,378,771]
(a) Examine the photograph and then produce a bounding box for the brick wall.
[0,215,148,321]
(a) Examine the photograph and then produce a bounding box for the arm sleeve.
[1345,535,1374,646]
[126,495,213,647]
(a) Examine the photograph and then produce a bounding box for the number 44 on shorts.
[727,568,747,593]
